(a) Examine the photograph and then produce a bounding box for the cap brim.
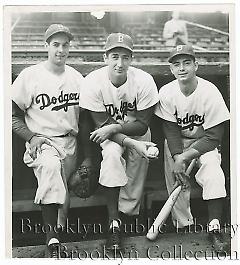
[168,53,195,63]
[105,44,133,52]
[45,31,74,42]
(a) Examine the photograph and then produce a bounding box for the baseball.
[147,146,159,157]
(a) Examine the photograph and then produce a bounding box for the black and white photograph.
[3,1,238,261]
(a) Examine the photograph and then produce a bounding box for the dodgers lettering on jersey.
[35,90,79,112]
[104,99,137,122]
[174,111,205,131]
[155,77,230,139]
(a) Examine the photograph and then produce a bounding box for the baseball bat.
[146,158,196,241]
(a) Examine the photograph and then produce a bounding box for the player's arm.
[162,119,183,157]
[89,110,156,158]
[78,109,96,166]
[175,122,225,163]
[90,106,155,143]
[160,118,188,183]
[119,106,154,136]
[12,100,36,142]
[90,111,118,128]
[89,110,143,143]
[12,101,51,159]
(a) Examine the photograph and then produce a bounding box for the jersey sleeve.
[79,75,106,112]
[137,75,159,110]
[12,68,34,111]
[154,87,177,123]
[203,86,230,130]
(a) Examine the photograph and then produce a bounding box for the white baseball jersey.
[79,66,159,124]
[12,62,84,137]
[155,77,230,139]
[163,19,188,46]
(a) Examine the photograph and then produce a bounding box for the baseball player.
[155,45,230,252]
[12,24,88,258]
[79,33,159,250]
[163,11,188,47]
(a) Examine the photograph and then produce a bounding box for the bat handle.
[186,158,196,175]
[175,158,197,190]
[172,158,196,189]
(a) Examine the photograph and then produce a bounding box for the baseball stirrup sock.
[207,198,223,224]
[41,204,59,243]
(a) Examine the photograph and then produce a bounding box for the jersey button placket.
[58,83,64,91]
[117,88,122,100]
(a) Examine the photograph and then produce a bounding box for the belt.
[54,132,72,137]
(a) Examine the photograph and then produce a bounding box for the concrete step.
[12,231,231,259]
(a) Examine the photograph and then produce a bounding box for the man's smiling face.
[46,32,70,66]
[170,55,198,82]
[104,47,132,82]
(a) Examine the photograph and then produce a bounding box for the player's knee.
[41,156,61,173]
[200,166,225,190]
[199,150,221,167]
[102,143,122,160]
[200,157,220,172]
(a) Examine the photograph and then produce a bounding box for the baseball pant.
[23,135,77,227]
[164,139,226,228]
[100,129,151,215]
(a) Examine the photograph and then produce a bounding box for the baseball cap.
[168,45,195,63]
[105,33,133,52]
[44,24,74,42]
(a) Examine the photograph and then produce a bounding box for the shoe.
[119,211,139,223]
[45,243,62,258]
[208,230,228,253]
[105,226,121,251]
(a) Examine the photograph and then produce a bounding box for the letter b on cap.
[176,45,183,51]
[118,34,124,43]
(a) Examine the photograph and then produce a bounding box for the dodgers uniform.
[155,77,230,228]
[79,65,159,215]
[12,61,83,224]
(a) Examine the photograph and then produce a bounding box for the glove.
[68,162,99,198]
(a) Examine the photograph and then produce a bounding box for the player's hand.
[172,155,189,190]
[129,139,158,159]
[29,136,52,160]
[90,124,117,143]
[173,154,186,173]
[174,173,190,191]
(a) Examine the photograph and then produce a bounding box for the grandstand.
[11,11,229,50]
[11,12,229,79]
[11,11,229,56]
[11,11,231,251]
